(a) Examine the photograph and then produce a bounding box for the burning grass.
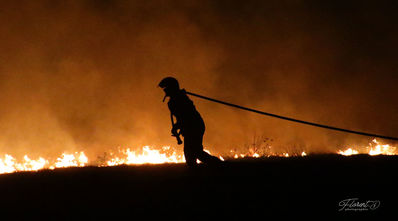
[0,138,396,174]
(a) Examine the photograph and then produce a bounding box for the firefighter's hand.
[171,126,179,136]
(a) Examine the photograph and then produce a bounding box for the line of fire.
[1,133,396,174]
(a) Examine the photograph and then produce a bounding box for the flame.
[54,152,88,168]
[0,152,88,174]
[337,139,397,156]
[105,146,184,166]
[338,148,359,156]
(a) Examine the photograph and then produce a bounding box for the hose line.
[186,91,398,141]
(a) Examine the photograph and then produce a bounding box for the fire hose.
[186,91,398,141]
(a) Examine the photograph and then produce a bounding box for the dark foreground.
[0,154,395,219]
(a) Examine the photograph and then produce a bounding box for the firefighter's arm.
[170,114,181,135]
[170,114,183,145]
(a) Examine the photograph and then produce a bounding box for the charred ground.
[0,154,394,219]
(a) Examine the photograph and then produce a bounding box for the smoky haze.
[0,0,397,158]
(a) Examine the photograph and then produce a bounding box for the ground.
[0,154,394,219]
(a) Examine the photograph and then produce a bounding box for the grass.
[0,154,394,219]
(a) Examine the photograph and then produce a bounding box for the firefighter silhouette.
[158,77,222,167]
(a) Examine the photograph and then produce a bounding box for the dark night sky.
[0,0,397,157]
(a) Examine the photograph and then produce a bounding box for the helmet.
[158,77,179,90]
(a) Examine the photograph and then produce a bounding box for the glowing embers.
[230,149,306,158]
[337,139,397,156]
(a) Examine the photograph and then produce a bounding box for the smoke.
[0,0,397,158]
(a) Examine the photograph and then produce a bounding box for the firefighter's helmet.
[158,77,179,90]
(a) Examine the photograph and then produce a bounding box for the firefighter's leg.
[183,135,198,167]
[197,150,222,165]
[191,132,222,165]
